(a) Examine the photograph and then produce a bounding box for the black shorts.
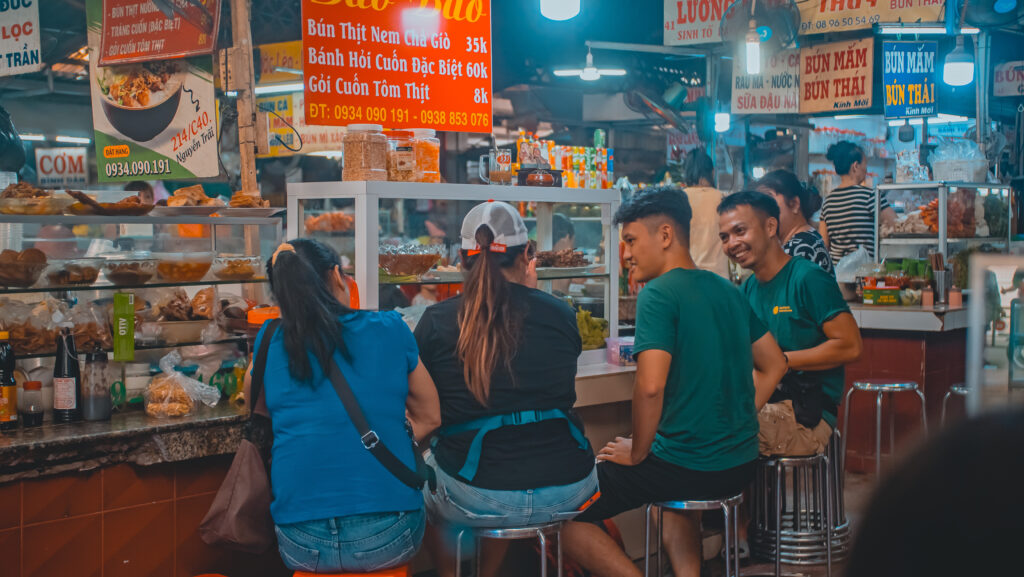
[575,454,757,522]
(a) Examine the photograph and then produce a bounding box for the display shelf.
[13,335,248,360]
[0,214,282,226]
[877,182,1010,191]
[881,237,1007,246]
[0,277,268,296]
[380,272,609,286]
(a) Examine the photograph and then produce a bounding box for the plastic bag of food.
[0,298,63,355]
[191,287,215,319]
[69,302,112,352]
[154,288,192,321]
[179,344,238,385]
[144,373,196,418]
[835,246,872,283]
[155,350,221,408]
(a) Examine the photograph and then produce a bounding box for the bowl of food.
[97,61,185,142]
[101,254,158,286]
[211,255,262,281]
[153,252,215,282]
[0,248,48,287]
[0,184,75,215]
[379,243,443,281]
[45,258,103,287]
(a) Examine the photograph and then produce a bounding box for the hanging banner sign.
[97,0,220,66]
[882,41,937,119]
[35,148,89,188]
[799,38,873,114]
[257,92,344,158]
[663,0,725,46]
[302,0,493,133]
[667,128,700,164]
[0,0,43,76]
[732,49,800,114]
[87,0,218,181]
[258,40,303,85]
[799,0,943,35]
[994,61,1024,97]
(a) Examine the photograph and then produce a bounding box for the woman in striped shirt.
[819,141,897,263]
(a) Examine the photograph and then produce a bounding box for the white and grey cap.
[460,200,529,252]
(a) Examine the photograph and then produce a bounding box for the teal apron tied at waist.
[433,409,590,481]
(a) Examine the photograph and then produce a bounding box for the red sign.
[35,148,89,188]
[98,0,220,66]
[302,0,493,133]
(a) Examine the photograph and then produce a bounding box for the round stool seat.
[471,522,562,540]
[950,384,968,396]
[852,380,919,392]
[293,566,408,577]
[657,493,743,511]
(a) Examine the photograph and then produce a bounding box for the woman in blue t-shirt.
[248,239,440,574]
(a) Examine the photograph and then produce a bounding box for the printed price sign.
[0,0,43,77]
[97,0,220,66]
[663,0,725,46]
[799,38,873,114]
[302,0,493,132]
[799,0,944,35]
[732,49,800,114]
[882,41,937,119]
[994,61,1024,97]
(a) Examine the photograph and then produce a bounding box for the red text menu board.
[98,0,220,66]
[799,38,873,114]
[302,0,493,133]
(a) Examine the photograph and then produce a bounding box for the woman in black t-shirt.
[415,201,597,577]
[757,169,835,276]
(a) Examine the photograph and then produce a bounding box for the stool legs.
[822,457,833,577]
[915,389,929,435]
[875,391,884,476]
[722,504,731,577]
[774,463,783,577]
[454,529,465,577]
[537,529,548,577]
[841,386,856,461]
[643,504,653,577]
[941,390,953,426]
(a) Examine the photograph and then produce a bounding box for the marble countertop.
[849,303,968,332]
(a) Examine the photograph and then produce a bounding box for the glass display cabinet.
[287,182,621,359]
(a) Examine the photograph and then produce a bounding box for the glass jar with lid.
[411,128,441,183]
[343,124,387,181]
[386,130,417,182]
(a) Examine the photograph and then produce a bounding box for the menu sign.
[799,38,873,114]
[994,61,1024,97]
[799,0,943,35]
[98,0,220,66]
[663,0,724,46]
[35,148,89,188]
[0,0,43,76]
[87,0,218,181]
[258,40,303,85]
[732,49,800,114]
[301,0,493,132]
[882,41,936,119]
[257,92,344,158]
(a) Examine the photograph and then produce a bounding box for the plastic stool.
[643,493,744,577]
[455,522,563,577]
[293,566,409,577]
[941,383,968,427]
[842,379,927,475]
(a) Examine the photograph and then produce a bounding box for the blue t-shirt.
[259,310,422,525]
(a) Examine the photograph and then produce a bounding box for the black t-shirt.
[414,283,594,490]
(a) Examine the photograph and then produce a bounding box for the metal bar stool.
[454,522,563,577]
[643,493,743,577]
[842,379,927,475]
[750,454,833,577]
[941,383,968,427]
[293,567,409,577]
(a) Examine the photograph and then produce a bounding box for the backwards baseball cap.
[461,200,529,253]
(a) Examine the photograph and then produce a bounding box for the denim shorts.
[275,509,425,573]
[422,450,600,528]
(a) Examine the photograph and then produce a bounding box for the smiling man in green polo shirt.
[718,191,862,456]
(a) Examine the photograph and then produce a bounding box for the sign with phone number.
[301,0,492,133]
[798,0,943,35]
[103,159,174,178]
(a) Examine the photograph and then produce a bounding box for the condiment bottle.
[53,325,82,423]
[412,128,441,183]
[948,286,963,308]
[0,331,17,432]
[20,381,43,428]
[81,348,112,422]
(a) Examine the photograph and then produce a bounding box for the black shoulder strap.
[250,318,282,419]
[325,358,430,490]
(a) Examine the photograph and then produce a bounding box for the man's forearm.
[630,386,663,463]
[786,339,858,372]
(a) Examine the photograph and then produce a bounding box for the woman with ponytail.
[414,201,597,577]
[247,238,440,573]
[757,169,835,276]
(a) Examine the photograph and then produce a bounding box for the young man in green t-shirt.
[718,191,862,456]
[562,187,787,577]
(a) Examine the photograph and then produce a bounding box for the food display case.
[287,182,621,361]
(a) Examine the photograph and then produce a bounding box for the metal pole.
[974,33,990,157]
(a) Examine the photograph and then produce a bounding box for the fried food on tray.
[536,248,588,268]
[229,191,270,208]
[1,182,49,199]
[305,212,355,232]
[168,185,208,207]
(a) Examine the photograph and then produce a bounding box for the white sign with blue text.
[0,0,42,77]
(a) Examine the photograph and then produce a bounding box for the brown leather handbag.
[199,319,280,554]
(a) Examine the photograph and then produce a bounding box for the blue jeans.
[422,451,600,528]
[275,509,425,573]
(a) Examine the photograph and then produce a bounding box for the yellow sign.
[256,92,344,158]
[258,41,303,85]
[798,0,944,36]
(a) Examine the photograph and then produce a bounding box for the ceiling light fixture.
[541,0,581,21]
[254,82,305,95]
[553,48,626,81]
[714,112,731,133]
[19,134,46,142]
[55,135,91,144]
[745,21,761,75]
[943,36,974,86]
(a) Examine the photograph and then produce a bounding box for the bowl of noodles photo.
[98,61,185,142]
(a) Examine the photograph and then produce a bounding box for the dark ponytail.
[266,238,351,383]
[456,226,526,406]
[756,169,822,221]
[826,140,865,176]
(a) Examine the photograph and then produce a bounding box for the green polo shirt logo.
[773,305,794,315]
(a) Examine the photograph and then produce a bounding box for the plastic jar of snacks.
[386,130,417,182]
[343,124,387,181]
[412,128,441,183]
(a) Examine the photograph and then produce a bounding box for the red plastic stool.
[293,567,409,577]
